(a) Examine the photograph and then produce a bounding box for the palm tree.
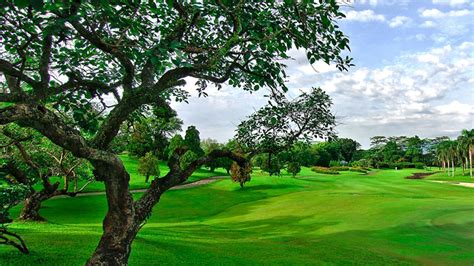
[459,129,474,178]
[436,141,450,176]
[447,140,457,177]
[457,135,469,176]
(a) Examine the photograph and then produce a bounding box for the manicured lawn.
[2,168,473,265]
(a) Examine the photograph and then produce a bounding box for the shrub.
[414,162,425,169]
[351,159,369,168]
[330,166,349,171]
[329,160,341,167]
[311,166,339,175]
[376,162,390,169]
[389,162,426,169]
[348,167,368,173]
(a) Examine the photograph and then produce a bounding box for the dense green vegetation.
[1,165,473,265]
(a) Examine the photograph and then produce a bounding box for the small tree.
[137,152,160,183]
[287,162,301,177]
[230,161,252,188]
[184,126,205,157]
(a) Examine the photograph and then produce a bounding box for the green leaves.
[321,14,331,28]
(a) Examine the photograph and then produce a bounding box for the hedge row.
[376,162,425,169]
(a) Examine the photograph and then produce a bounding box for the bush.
[311,166,339,175]
[376,162,390,169]
[351,159,369,168]
[414,162,425,169]
[331,166,368,173]
[329,160,341,167]
[388,162,426,169]
[348,167,368,173]
[330,166,349,171]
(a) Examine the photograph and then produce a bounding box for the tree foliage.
[125,105,182,158]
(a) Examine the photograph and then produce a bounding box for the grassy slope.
[2,168,473,265]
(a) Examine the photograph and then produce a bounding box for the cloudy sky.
[171,0,474,148]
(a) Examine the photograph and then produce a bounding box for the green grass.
[2,168,473,265]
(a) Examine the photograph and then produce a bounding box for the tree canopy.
[0,1,352,264]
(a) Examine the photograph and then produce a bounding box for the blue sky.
[172,0,474,148]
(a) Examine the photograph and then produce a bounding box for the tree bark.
[470,149,472,178]
[451,159,455,177]
[447,160,450,176]
[86,159,138,266]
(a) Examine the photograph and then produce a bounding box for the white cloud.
[435,100,474,116]
[432,0,471,7]
[388,16,412,27]
[420,8,472,18]
[420,20,437,28]
[345,10,386,22]
[417,54,440,64]
[418,7,474,44]
[346,0,379,7]
[298,62,337,75]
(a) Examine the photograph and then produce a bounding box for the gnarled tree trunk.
[86,160,139,265]
[19,191,50,221]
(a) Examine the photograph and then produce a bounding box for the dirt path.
[58,176,228,198]
[430,180,474,188]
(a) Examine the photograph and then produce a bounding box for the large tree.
[0,1,351,264]
[236,87,336,175]
[335,137,360,162]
